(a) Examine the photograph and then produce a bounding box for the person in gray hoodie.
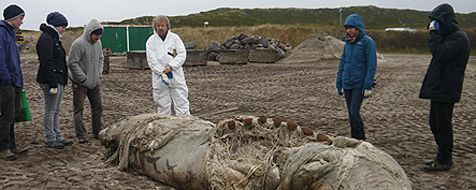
[67,19,104,144]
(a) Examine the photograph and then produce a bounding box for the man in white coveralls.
[146,15,189,116]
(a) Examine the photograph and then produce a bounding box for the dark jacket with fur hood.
[419,3,470,103]
[36,23,68,87]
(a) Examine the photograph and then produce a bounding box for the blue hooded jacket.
[0,20,23,88]
[336,14,376,91]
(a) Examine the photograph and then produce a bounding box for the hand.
[160,72,171,86]
[429,20,440,31]
[336,88,343,96]
[49,88,58,96]
[364,89,372,98]
[162,65,172,73]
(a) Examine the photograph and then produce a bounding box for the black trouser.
[429,100,454,164]
[73,83,103,139]
[0,85,20,151]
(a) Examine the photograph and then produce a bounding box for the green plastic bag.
[15,90,32,122]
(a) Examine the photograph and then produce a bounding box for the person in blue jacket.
[336,14,377,140]
[0,4,28,161]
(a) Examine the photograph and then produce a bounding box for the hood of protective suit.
[429,3,459,35]
[344,14,366,34]
[82,19,103,43]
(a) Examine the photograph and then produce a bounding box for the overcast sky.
[1,0,475,30]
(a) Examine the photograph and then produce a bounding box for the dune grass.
[173,24,341,50]
[173,24,475,56]
[22,24,476,56]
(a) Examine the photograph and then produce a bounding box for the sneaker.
[423,158,452,166]
[58,139,73,147]
[10,147,28,155]
[0,149,17,161]
[46,141,65,149]
[423,160,434,166]
[423,160,453,172]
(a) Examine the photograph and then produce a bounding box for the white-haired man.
[146,15,189,116]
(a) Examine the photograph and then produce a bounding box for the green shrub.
[368,29,476,55]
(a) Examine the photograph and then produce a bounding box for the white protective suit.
[146,30,190,116]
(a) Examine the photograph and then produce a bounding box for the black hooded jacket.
[36,23,68,87]
[419,3,470,103]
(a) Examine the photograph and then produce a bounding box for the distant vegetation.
[173,24,340,50]
[370,29,476,54]
[88,6,476,55]
[173,25,476,55]
[106,6,476,29]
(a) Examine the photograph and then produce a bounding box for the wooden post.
[103,48,112,74]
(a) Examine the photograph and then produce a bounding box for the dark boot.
[10,147,28,155]
[354,129,366,141]
[78,136,88,144]
[46,141,65,149]
[58,139,73,147]
[0,149,17,161]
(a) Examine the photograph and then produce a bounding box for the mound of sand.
[280,34,344,64]
[280,34,384,64]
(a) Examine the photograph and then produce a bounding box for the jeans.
[429,100,454,164]
[0,85,20,151]
[40,83,65,143]
[344,88,365,140]
[73,83,103,139]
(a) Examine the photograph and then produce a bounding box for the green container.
[102,26,127,54]
[101,26,153,54]
[128,27,153,51]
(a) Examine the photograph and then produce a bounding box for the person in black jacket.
[419,3,470,171]
[36,12,73,149]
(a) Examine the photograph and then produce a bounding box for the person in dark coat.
[0,4,28,161]
[36,12,73,149]
[419,3,470,171]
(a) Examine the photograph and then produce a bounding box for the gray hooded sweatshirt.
[67,19,104,89]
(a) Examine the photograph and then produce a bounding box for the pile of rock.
[207,33,290,62]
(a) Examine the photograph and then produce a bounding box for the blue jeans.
[40,83,65,143]
[344,88,365,140]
